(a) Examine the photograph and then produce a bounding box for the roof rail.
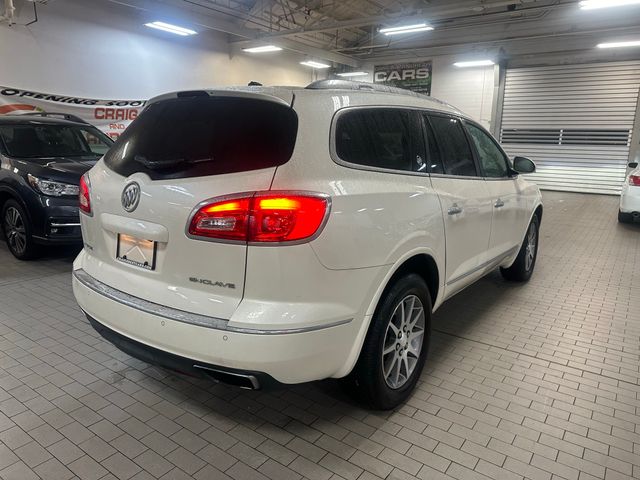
[305,79,461,112]
[306,79,428,99]
[23,112,89,124]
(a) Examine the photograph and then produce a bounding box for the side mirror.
[513,156,536,174]
[629,162,638,169]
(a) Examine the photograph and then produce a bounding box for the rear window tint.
[335,109,418,172]
[104,96,298,179]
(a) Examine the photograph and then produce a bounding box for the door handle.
[494,199,505,208]
[448,204,463,216]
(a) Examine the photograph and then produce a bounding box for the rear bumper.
[87,314,277,389]
[620,188,640,214]
[72,268,360,384]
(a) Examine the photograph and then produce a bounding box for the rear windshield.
[104,96,298,179]
[0,124,113,159]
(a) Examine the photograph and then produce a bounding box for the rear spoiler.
[145,88,295,109]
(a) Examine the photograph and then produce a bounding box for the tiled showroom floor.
[0,191,638,480]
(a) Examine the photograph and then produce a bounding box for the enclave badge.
[121,182,141,212]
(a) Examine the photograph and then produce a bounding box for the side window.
[422,118,444,174]
[80,129,111,155]
[336,109,421,173]
[465,123,510,178]
[427,115,477,177]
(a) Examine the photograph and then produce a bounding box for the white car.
[619,161,640,223]
[72,81,542,409]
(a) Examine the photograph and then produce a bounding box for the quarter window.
[427,116,477,177]
[335,109,421,173]
[466,123,510,178]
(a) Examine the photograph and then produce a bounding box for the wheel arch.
[334,250,442,379]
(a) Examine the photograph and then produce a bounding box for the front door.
[464,121,528,260]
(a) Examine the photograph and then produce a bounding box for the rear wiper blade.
[133,155,212,169]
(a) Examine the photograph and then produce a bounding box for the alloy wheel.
[525,223,537,272]
[4,206,27,256]
[382,294,425,389]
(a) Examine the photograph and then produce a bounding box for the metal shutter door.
[500,61,640,194]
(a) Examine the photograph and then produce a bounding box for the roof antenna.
[248,81,263,86]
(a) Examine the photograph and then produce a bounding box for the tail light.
[79,174,92,215]
[188,192,330,243]
[629,175,640,186]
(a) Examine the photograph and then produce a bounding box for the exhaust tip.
[194,365,260,390]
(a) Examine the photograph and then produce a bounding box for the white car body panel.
[73,86,542,384]
[620,164,640,214]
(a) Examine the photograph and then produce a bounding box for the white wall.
[0,0,312,99]
[430,56,496,129]
[354,56,496,129]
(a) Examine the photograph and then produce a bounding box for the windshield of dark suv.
[0,123,113,158]
[103,96,298,180]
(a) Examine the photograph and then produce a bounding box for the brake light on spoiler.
[188,192,330,243]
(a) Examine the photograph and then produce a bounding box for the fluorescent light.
[380,23,434,35]
[300,60,330,69]
[242,45,283,53]
[454,60,495,68]
[336,71,368,77]
[145,21,197,36]
[580,0,640,10]
[597,40,640,48]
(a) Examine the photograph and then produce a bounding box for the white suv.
[72,81,542,409]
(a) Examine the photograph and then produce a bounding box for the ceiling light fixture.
[144,21,197,36]
[380,23,434,35]
[597,40,640,48]
[580,0,640,10]
[242,45,283,53]
[454,60,495,68]
[336,71,369,77]
[300,60,330,69]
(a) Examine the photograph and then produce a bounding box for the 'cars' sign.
[373,62,432,95]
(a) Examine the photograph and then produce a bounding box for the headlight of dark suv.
[27,174,80,197]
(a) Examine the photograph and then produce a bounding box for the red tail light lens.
[79,174,92,215]
[629,175,640,186]
[188,192,330,243]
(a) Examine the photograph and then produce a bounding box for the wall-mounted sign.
[0,86,146,140]
[373,61,432,95]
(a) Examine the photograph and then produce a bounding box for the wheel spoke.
[383,343,396,356]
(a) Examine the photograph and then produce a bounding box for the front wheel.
[501,214,539,282]
[343,274,431,410]
[2,200,38,260]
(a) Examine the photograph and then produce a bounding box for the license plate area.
[116,234,157,270]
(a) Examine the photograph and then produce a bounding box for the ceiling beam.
[229,0,556,44]
[102,0,360,66]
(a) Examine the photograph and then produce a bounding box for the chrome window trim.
[73,269,352,335]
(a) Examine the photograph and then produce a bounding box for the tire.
[343,274,432,410]
[500,214,539,282]
[618,210,633,223]
[2,199,38,260]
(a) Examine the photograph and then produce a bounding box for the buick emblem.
[121,182,141,212]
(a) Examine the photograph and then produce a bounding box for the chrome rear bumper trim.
[73,269,351,335]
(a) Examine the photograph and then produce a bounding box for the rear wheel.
[2,200,38,260]
[501,214,539,282]
[618,210,633,223]
[344,274,431,410]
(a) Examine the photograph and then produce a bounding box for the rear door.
[423,114,493,297]
[80,93,298,320]
[464,121,528,259]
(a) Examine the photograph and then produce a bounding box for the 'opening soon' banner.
[0,86,147,140]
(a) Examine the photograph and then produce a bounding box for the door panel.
[424,114,493,298]
[484,179,525,259]
[430,177,493,296]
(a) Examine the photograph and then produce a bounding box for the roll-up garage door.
[500,61,640,194]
